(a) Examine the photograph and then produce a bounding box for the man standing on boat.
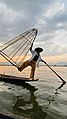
[18,43,43,80]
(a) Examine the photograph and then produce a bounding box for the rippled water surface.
[0,66,67,119]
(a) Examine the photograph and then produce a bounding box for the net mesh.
[0,28,38,67]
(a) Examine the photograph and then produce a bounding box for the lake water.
[0,66,67,119]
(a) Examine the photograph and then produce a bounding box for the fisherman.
[18,43,43,80]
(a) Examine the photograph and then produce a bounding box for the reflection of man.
[18,43,43,80]
[13,83,47,119]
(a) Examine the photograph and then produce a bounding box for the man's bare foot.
[32,78,39,80]
[18,67,21,72]
[29,77,39,80]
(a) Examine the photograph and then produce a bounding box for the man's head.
[34,47,43,53]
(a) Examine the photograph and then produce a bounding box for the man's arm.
[30,43,33,51]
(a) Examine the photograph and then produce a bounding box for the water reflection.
[10,80,66,119]
[45,82,66,111]
[13,82,47,119]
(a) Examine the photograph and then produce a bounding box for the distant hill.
[56,62,67,66]
[0,62,12,66]
[0,61,67,67]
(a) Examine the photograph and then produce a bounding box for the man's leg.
[18,60,30,71]
[30,62,36,80]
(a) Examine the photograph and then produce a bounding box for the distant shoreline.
[0,64,67,67]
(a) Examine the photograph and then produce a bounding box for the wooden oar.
[42,60,66,84]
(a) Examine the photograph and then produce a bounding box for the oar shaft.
[42,60,66,84]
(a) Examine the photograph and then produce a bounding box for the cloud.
[0,1,24,23]
[35,1,66,34]
[44,1,64,18]
[0,1,25,42]
[0,0,67,61]
[34,29,67,57]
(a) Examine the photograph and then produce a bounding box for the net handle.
[0,52,18,68]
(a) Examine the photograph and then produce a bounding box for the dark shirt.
[33,53,39,61]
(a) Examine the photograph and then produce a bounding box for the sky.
[0,0,67,64]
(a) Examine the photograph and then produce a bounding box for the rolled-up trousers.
[19,60,36,79]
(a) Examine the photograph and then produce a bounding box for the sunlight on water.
[0,66,67,119]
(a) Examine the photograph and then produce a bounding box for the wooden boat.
[0,74,38,85]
